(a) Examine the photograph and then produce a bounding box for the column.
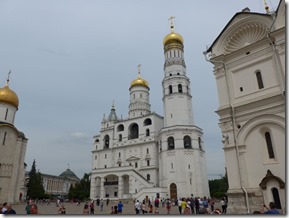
[118,176,123,198]
[100,177,105,199]
[90,176,96,199]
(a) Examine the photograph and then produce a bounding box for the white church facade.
[204,0,285,214]
[90,21,210,201]
[0,75,28,203]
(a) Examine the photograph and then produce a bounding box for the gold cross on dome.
[168,16,175,32]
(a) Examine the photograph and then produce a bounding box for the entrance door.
[170,183,177,199]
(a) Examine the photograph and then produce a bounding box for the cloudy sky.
[0,0,281,179]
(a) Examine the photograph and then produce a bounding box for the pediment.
[126,156,140,162]
[208,13,273,57]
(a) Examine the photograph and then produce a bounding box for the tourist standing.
[141,202,147,214]
[30,202,38,214]
[3,204,16,214]
[83,204,89,214]
[25,201,31,214]
[117,200,124,214]
[58,204,66,214]
[177,198,182,214]
[100,199,104,211]
[195,197,200,214]
[262,202,280,214]
[220,197,227,214]
[135,200,141,214]
[166,199,171,214]
[90,200,95,214]
[1,202,7,214]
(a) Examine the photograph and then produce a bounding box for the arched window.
[117,124,124,132]
[104,135,110,149]
[272,188,282,209]
[265,132,275,159]
[178,84,183,93]
[129,123,139,139]
[198,137,202,149]
[146,129,150,137]
[256,71,264,89]
[168,137,175,150]
[183,135,192,149]
[144,118,152,126]
[119,134,122,141]
[147,174,150,181]
[169,85,173,94]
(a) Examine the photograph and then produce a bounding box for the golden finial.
[264,0,270,13]
[168,16,175,32]
[137,64,141,78]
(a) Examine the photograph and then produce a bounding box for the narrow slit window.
[256,71,264,89]
[178,84,183,93]
[2,132,6,145]
[5,109,8,120]
[265,132,275,159]
[169,85,173,94]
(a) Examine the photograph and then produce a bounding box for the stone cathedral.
[90,20,210,201]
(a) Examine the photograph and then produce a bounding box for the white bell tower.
[162,17,194,127]
[159,17,210,199]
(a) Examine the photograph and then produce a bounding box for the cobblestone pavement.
[10,200,221,215]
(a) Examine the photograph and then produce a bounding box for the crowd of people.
[0,196,281,215]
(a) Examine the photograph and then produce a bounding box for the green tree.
[209,173,228,198]
[68,173,90,201]
[26,159,45,199]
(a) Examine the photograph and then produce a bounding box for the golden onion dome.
[163,31,184,46]
[0,83,19,108]
[130,73,149,89]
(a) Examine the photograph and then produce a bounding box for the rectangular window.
[119,152,121,157]
[147,160,150,166]
[95,155,97,160]
[105,154,107,159]
[135,162,138,168]
[171,163,173,169]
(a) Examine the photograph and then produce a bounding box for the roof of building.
[59,168,79,180]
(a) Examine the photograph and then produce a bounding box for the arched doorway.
[170,183,177,200]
